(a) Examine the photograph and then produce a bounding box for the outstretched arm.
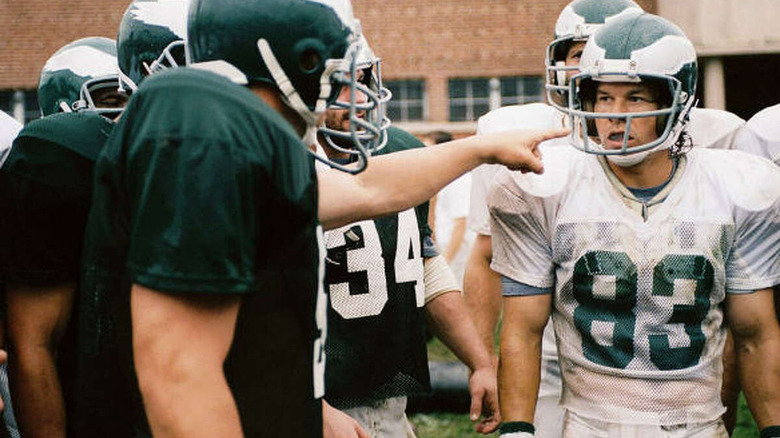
[318,129,568,230]
[726,288,780,429]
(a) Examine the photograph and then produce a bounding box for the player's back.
[75,67,323,438]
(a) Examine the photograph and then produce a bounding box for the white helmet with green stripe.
[545,0,644,111]
[566,12,698,166]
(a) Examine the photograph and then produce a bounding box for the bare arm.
[462,234,502,362]
[425,290,499,434]
[131,284,243,438]
[499,294,552,424]
[318,129,568,230]
[444,217,468,263]
[726,288,780,428]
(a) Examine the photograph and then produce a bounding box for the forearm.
[425,291,493,371]
[735,327,780,428]
[462,235,502,356]
[444,218,467,262]
[499,296,549,423]
[728,288,780,428]
[320,137,486,230]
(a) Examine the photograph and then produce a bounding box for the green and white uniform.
[76,67,324,438]
[489,146,780,426]
[324,126,434,409]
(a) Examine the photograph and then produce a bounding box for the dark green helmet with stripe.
[117,0,190,94]
[545,0,643,111]
[38,37,123,118]
[566,13,698,166]
[188,0,379,174]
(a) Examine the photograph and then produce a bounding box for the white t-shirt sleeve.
[488,171,555,288]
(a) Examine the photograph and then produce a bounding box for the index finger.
[530,128,571,146]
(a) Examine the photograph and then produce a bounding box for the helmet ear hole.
[299,49,322,74]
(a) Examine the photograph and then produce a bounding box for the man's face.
[564,41,586,81]
[593,82,660,151]
[323,69,368,133]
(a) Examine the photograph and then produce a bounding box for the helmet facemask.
[318,39,392,172]
[568,70,694,167]
[118,40,187,94]
[73,75,128,119]
[258,31,388,174]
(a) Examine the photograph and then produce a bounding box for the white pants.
[534,393,565,438]
[562,410,729,438]
[342,396,417,438]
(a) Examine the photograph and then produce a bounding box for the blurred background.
[1,0,779,130]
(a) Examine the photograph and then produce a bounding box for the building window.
[0,90,40,124]
[448,76,544,121]
[386,79,425,122]
[500,76,544,106]
[448,78,491,122]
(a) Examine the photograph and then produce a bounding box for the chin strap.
[257,38,329,129]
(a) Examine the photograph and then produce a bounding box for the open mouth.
[605,131,633,148]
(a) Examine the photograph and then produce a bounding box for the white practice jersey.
[734,103,780,165]
[0,111,22,168]
[489,146,780,425]
[687,107,744,150]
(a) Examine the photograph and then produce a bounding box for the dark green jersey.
[324,126,435,408]
[0,112,113,285]
[75,68,323,438]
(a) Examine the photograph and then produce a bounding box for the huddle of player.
[0,0,777,438]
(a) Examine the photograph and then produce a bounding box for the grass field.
[416,338,760,437]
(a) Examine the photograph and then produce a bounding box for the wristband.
[499,421,535,437]
[761,426,780,438]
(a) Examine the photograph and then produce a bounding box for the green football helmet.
[566,13,698,166]
[188,0,379,174]
[117,0,190,94]
[545,0,643,111]
[318,33,392,171]
[38,37,123,118]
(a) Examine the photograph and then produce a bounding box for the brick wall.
[354,0,656,123]
[0,0,656,123]
[0,0,129,89]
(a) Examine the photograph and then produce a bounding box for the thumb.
[469,388,484,422]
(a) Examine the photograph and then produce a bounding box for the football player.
[735,103,780,166]
[74,0,566,437]
[0,35,128,438]
[491,12,780,438]
[37,37,127,119]
[319,39,498,438]
[463,1,643,437]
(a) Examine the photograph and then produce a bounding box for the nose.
[608,98,628,124]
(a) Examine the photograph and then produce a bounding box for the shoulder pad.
[694,148,780,211]
[477,103,562,134]
[0,111,22,150]
[15,112,113,161]
[500,146,579,199]
[746,104,780,142]
[687,108,745,150]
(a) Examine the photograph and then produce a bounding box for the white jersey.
[0,111,22,168]
[687,107,744,150]
[734,103,780,165]
[489,146,780,425]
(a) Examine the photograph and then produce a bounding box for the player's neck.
[250,84,307,137]
[607,149,675,189]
